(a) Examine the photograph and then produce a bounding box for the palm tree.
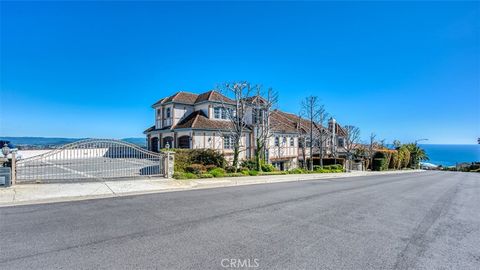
[405,143,429,168]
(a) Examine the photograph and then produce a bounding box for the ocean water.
[419,144,480,166]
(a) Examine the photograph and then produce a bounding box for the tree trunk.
[255,138,262,171]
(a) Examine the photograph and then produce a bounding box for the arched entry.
[163,136,174,148]
[150,137,159,152]
[178,135,191,149]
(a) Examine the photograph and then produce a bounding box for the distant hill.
[0,137,146,148]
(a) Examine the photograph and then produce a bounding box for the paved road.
[1,171,479,269]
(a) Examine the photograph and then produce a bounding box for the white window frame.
[290,137,294,147]
[274,137,279,147]
[214,107,221,119]
[224,135,233,149]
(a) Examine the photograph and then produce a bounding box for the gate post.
[163,151,175,178]
[11,151,16,185]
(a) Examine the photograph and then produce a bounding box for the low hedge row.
[173,166,344,179]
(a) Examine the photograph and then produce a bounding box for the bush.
[174,149,227,173]
[248,170,259,176]
[198,173,214,178]
[185,163,206,174]
[240,170,250,176]
[288,168,304,174]
[258,171,288,176]
[313,165,322,171]
[173,172,198,179]
[225,166,237,173]
[261,163,276,172]
[209,168,226,177]
[225,172,244,177]
[191,149,227,168]
[241,159,257,170]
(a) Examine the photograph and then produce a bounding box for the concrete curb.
[0,170,424,207]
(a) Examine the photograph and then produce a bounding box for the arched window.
[178,136,191,149]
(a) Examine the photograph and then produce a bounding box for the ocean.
[419,144,480,166]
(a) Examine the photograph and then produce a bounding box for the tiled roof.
[174,110,235,130]
[152,90,234,107]
[195,90,235,104]
[152,91,199,106]
[270,110,330,135]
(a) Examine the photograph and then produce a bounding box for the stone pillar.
[163,151,175,178]
[11,152,16,185]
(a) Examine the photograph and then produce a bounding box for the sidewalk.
[0,170,423,207]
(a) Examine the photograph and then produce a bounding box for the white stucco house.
[144,90,347,170]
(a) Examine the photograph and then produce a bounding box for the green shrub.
[240,170,250,176]
[225,172,244,177]
[225,166,237,173]
[185,163,206,174]
[198,173,214,178]
[173,172,198,179]
[330,164,343,170]
[258,171,288,176]
[174,149,226,173]
[288,168,304,174]
[241,159,257,170]
[248,170,259,176]
[372,158,387,171]
[209,168,226,177]
[261,163,276,172]
[191,149,227,168]
[313,165,322,171]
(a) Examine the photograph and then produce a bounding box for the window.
[214,107,221,119]
[224,135,233,149]
[221,108,227,119]
[275,137,279,147]
[252,108,263,124]
[290,137,294,147]
[338,138,345,148]
[214,107,231,120]
[166,108,171,118]
[283,137,287,145]
[156,109,161,118]
[306,138,311,147]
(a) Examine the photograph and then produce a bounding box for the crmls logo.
[221,258,260,268]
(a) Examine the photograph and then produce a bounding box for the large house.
[144,90,347,170]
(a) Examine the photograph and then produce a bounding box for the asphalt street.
[0,171,479,269]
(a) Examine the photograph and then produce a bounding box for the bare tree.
[367,133,377,170]
[344,125,361,170]
[300,96,328,170]
[295,113,308,169]
[314,106,329,167]
[251,87,278,171]
[217,81,254,171]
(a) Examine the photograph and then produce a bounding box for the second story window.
[214,107,232,120]
[275,137,279,147]
[166,108,171,118]
[283,137,287,145]
[214,107,221,119]
[223,135,233,149]
[338,138,345,147]
[290,137,294,147]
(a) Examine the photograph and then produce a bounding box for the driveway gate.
[15,139,172,183]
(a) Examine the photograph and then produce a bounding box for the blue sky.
[1,1,479,144]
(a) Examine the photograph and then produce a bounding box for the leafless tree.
[251,87,278,171]
[295,113,308,169]
[314,106,329,167]
[300,96,328,170]
[217,81,254,170]
[344,125,361,170]
[367,133,377,170]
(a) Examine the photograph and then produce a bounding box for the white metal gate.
[16,139,167,183]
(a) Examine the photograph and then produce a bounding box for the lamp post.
[2,143,10,158]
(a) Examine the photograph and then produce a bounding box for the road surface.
[1,171,479,269]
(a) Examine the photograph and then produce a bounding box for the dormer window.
[214,107,232,120]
